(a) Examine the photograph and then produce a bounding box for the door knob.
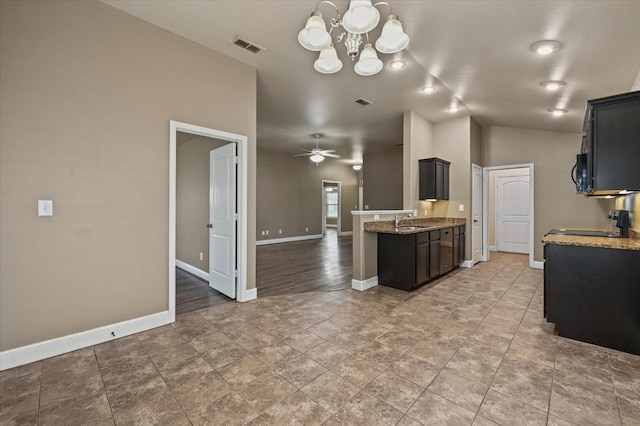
[207,224,213,229]
[473,219,478,223]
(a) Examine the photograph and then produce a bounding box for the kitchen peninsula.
[543,230,640,355]
[351,210,466,292]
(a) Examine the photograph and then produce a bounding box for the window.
[327,191,338,218]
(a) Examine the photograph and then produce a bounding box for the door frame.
[482,163,541,269]
[471,163,484,264]
[169,120,251,322]
[322,180,341,236]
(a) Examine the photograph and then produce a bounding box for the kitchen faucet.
[394,213,412,228]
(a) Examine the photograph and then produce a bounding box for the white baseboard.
[256,234,323,246]
[0,310,172,371]
[489,245,498,252]
[237,287,257,303]
[460,260,473,268]
[176,259,208,281]
[530,260,544,270]
[326,224,337,228]
[339,231,353,236]
[352,276,378,291]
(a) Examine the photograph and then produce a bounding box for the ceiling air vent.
[353,98,373,106]
[233,36,265,54]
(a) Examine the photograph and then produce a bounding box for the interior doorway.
[482,163,537,269]
[169,120,252,323]
[322,180,341,236]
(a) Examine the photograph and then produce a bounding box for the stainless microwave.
[572,153,588,193]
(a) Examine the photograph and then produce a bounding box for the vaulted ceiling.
[103,0,640,163]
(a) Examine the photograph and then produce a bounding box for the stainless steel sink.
[548,228,619,238]
[396,226,423,231]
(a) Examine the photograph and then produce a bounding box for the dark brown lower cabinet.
[378,226,464,291]
[544,243,640,355]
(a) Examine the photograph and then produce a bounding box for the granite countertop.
[364,217,466,234]
[542,229,640,251]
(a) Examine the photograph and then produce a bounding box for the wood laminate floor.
[256,229,352,298]
[176,229,352,315]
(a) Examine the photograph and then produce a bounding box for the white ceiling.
[102,0,640,162]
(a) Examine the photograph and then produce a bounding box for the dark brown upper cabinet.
[419,157,450,200]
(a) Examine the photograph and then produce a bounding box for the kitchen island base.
[544,243,640,355]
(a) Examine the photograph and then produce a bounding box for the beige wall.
[403,111,434,211]
[482,126,613,261]
[257,148,358,240]
[0,1,257,351]
[615,193,639,233]
[363,147,403,210]
[176,135,228,271]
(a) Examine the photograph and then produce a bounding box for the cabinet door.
[453,233,460,267]
[440,228,453,273]
[435,161,444,200]
[459,229,465,264]
[416,243,429,284]
[443,163,450,200]
[429,240,440,279]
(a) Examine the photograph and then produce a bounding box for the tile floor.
[2,253,639,425]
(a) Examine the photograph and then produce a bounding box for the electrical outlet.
[261,231,265,236]
[305,227,309,232]
[279,229,282,234]
[38,200,53,217]
[199,252,203,261]
[374,214,379,220]
[266,230,269,235]
[458,204,464,212]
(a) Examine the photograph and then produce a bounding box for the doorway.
[322,180,341,236]
[482,163,537,269]
[169,120,252,323]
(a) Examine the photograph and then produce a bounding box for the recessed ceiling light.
[530,40,562,55]
[548,108,568,116]
[447,106,460,113]
[421,86,436,94]
[389,60,406,70]
[540,80,566,91]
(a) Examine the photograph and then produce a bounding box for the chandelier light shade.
[353,162,363,171]
[310,153,325,163]
[298,0,409,76]
[375,15,410,53]
[314,44,343,73]
[342,0,380,34]
[355,43,383,76]
[298,13,332,51]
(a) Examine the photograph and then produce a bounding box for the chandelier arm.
[315,0,341,17]
[372,1,393,15]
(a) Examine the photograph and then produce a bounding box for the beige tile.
[156,355,214,390]
[39,361,104,411]
[427,370,488,413]
[172,370,231,414]
[248,390,330,425]
[472,416,500,426]
[330,390,404,425]
[233,328,279,351]
[304,341,351,368]
[408,333,467,367]
[248,341,301,368]
[94,336,147,370]
[550,370,622,425]
[478,389,548,426]
[39,390,112,426]
[301,371,360,413]
[102,357,169,413]
[216,354,268,388]
[282,329,325,352]
[555,338,613,387]
[490,352,553,412]
[0,391,39,426]
[406,391,475,425]
[388,354,440,388]
[188,391,257,425]
[363,371,424,413]
[112,391,185,426]
[273,355,327,388]
[188,331,233,353]
[171,313,218,340]
[332,355,385,388]
[329,331,372,353]
[307,320,345,339]
[356,340,406,366]
[201,341,249,369]
[396,416,424,426]
[237,370,296,413]
[444,345,503,387]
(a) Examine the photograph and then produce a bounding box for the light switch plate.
[458,204,464,212]
[38,200,53,216]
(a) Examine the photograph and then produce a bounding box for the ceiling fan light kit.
[295,134,341,164]
[298,0,409,76]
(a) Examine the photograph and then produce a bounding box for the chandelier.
[298,0,410,76]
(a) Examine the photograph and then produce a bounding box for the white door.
[472,164,483,264]
[496,175,530,254]
[209,144,236,298]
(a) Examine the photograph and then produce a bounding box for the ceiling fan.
[294,134,340,164]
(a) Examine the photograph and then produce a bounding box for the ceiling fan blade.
[293,153,313,157]
[323,153,341,158]
[318,150,336,154]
